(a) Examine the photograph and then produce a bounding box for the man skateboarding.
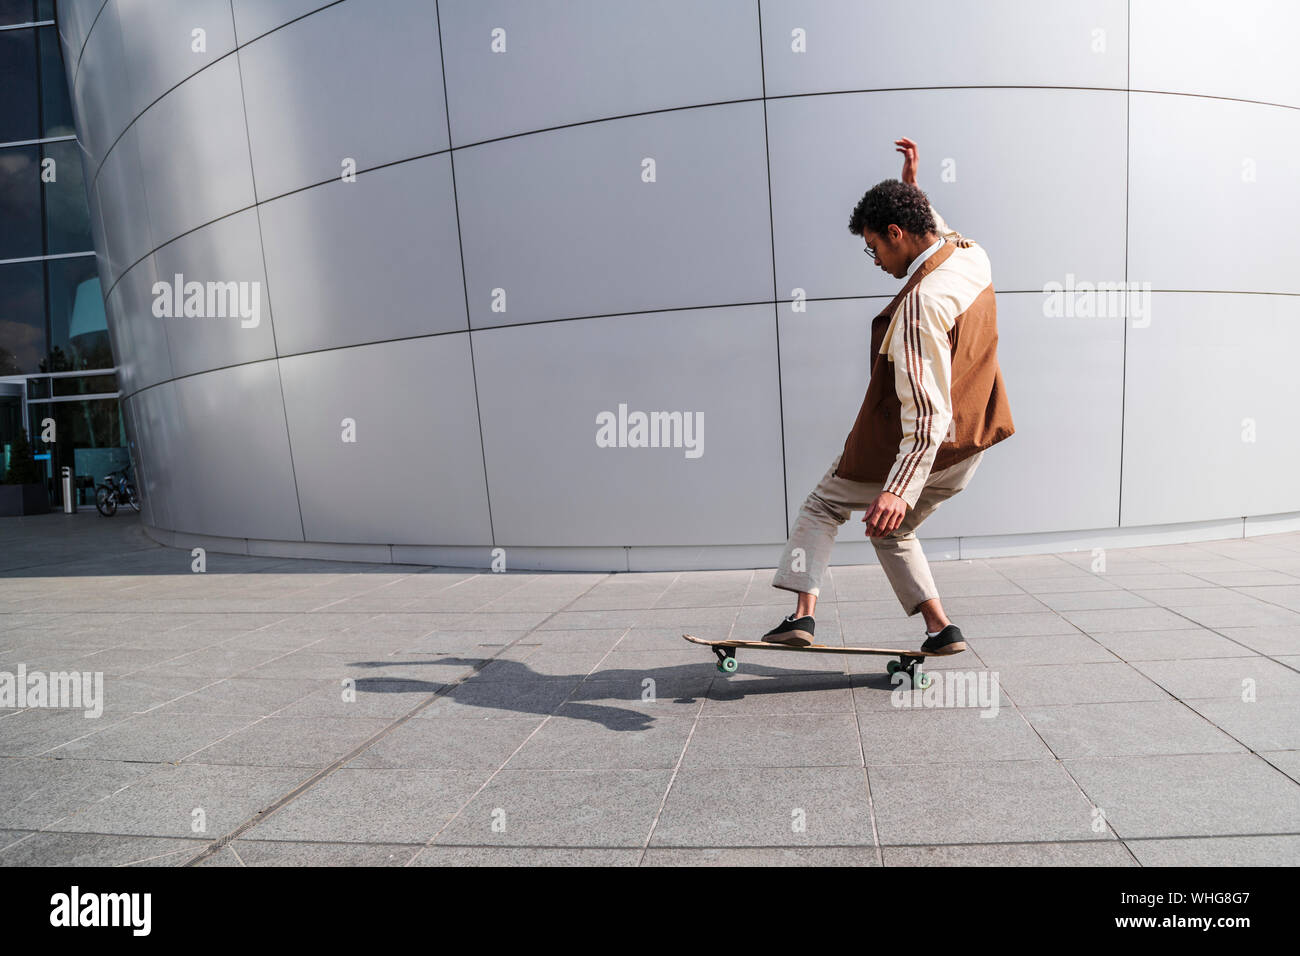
[764,137,1015,653]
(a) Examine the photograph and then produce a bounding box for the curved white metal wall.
[58,0,1300,570]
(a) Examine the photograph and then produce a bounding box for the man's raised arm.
[896,136,963,241]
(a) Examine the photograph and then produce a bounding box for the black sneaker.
[921,624,966,655]
[762,614,815,646]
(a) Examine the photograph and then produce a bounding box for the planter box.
[0,483,51,516]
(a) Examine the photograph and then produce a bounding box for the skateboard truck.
[712,644,738,674]
[885,654,930,689]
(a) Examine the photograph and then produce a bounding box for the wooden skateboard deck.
[682,633,950,686]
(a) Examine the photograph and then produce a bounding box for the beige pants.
[772,450,984,616]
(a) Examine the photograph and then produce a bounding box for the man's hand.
[895,137,919,186]
[863,490,908,537]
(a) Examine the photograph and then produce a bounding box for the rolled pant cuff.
[771,573,819,597]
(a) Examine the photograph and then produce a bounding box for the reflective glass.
[46,255,106,370]
[0,28,37,142]
[0,259,44,374]
[0,144,41,258]
[41,139,92,253]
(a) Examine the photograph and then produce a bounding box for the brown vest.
[835,241,1015,482]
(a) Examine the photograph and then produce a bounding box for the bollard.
[61,466,76,514]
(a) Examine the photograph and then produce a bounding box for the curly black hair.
[847,179,937,239]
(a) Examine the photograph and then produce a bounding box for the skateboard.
[682,633,946,688]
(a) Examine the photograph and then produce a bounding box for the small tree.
[3,429,42,485]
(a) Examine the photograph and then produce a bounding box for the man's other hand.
[895,137,919,185]
[863,490,908,537]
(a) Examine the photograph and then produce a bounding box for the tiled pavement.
[2,512,1299,866]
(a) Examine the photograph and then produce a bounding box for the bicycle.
[94,466,140,516]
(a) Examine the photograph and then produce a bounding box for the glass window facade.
[0,143,42,258]
[0,1,36,27]
[2,16,121,510]
[0,27,38,142]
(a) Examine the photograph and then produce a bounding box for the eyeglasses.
[863,242,879,260]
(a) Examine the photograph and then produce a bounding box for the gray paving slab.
[1063,753,1300,838]
[1190,570,1300,587]
[558,678,713,715]
[1020,591,1151,612]
[272,679,448,719]
[1213,625,1300,656]
[511,628,628,652]
[46,712,259,762]
[475,650,608,680]
[347,716,545,771]
[868,759,1108,846]
[73,674,219,717]
[508,714,693,770]
[883,841,1137,866]
[383,611,552,631]
[432,769,674,847]
[398,630,536,654]
[1183,698,1300,751]
[239,651,397,681]
[44,762,310,838]
[650,767,874,847]
[144,677,329,717]
[682,715,863,769]
[0,709,124,757]
[1124,835,1300,866]
[701,673,856,716]
[0,756,157,829]
[1061,607,1205,632]
[413,679,581,721]
[203,839,422,866]
[1131,657,1300,699]
[993,662,1171,706]
[1004,575,1133,593]
[1131,587,1271,608]
[536,610,647,630]
[856,706,1053,765]
[1176,603,1300,629]
[1021,701,1248,758]
[641,846,879,866]
[244,768,482,843]
[181,715,395,769]
[411,846,642,865]
[971,633,1120,666]
[0,831,203,866]
[1088,628,1264,661]
[134,646,286,679]
[1261,750,1300,784]
[937,612,1079,638]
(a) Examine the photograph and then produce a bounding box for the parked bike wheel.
[126,483,141,512]
[95,485,117,516]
